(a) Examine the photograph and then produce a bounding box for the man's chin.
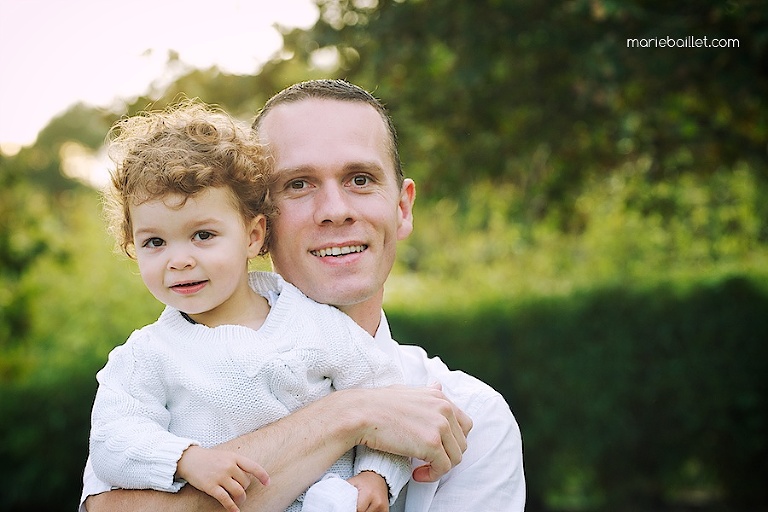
[308,285,379,309]
[277,267,382,307]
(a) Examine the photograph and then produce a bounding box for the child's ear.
[246,215,267,258]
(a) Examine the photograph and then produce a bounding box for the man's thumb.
[412,464,439,483]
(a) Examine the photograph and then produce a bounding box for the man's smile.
[311,245,367,257]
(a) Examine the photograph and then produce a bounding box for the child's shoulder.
[248,270,361,330]
[119,306,194,348]
[248,271,328,310]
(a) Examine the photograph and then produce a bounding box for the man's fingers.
[353,384,472,481]
[442,421,465,468]
[457,405,473,436]
[423,384,470,479]
[429,382,471,438]
[431,384,470,464]
[451,404,472,452]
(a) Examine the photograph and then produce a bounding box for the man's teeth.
[312,245,366,257]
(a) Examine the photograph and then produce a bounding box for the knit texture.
[89,272,410,509]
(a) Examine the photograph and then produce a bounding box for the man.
[82,79,525,511]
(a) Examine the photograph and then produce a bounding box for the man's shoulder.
[393,342,509,413]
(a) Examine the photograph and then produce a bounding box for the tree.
[281,0,767,218]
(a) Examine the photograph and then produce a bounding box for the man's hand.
[176,445,270,512]
[350,383,472,482]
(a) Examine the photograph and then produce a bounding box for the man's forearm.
[86,389,365,512]
[86,484,215,512]
[85,385,470,512]
[222,389,361,511]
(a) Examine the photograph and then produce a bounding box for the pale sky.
[0,0,318,150]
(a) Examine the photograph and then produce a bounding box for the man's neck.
[339,299,382,337]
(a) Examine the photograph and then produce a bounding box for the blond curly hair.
[103,99,275,258]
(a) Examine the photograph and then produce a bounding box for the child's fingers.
[229,469,253,497]
[210,484,241,512]
[221,475,250,504]
[237,457,270,486]
[356,494,374,512]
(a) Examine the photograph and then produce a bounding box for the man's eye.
[352,175,370,186]
[194,231,214,241]
[143,238,164,248]
[289,180,307,190]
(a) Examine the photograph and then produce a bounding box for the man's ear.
[397,178,416,241]
[246,215,267,258]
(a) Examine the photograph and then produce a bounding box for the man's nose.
[314,184,355,225]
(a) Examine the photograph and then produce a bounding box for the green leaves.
[302,0,767,211]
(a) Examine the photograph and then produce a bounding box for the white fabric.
[80,287,526,512]
[302,474,358,512]
[86,272,408,512]
[373,313,526,512]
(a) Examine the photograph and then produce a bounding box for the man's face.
[258,98,415,321]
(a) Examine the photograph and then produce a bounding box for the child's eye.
[194,231,214,242]
[143,237,164,248]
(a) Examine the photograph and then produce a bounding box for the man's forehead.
[262,100,386,150]
[257,98,399,184]
[260,98,383,132]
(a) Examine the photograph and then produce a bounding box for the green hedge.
[1,275,766,511]
[387,275,768,511]
[0,357,99,511]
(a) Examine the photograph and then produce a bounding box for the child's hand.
[176,445,269,512]
[347,471,390,512]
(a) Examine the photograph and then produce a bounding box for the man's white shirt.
[373,312,525,512]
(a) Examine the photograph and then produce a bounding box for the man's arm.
[86,385,471,512]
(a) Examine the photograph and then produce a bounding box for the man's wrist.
[323,388,372,448]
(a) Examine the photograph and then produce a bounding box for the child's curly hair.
[103,99,276,258]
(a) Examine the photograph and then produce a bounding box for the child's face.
[130,186,265,324]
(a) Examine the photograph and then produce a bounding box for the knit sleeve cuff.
[354,445,411,505]
[147,437,200,492]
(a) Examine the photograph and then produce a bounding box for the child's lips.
[170,280,208,295]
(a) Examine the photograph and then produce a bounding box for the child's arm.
[353,445,411,506]
[88,334,201,492]
[176,445,269,512]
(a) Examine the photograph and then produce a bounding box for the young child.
[89,100,410,512]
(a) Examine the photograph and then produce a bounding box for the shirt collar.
[373,310,405,369]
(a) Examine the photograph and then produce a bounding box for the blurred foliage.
[1,0,767,510]
[390,160,768,300]
[298,0,768,208]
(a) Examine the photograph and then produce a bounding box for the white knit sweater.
[89,271,409,509]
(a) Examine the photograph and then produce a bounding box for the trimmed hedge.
[387,275,768,511]
[0,358,98,512]
[1,276,766,511]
